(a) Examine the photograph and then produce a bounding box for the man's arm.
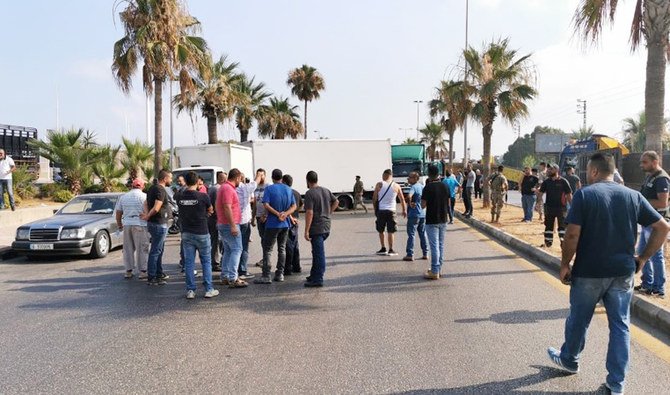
[397,184,407,218]
[304,209,314,241]
[330,198,339,214]
[115,210,123,229]
[372,182,381,202]
[649,192,669,210]
[560,223,581,284]
[637,218,670,272]
[140,192,163,221]
[222,203,238,236]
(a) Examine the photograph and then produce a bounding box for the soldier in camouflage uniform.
[488,165,508,223]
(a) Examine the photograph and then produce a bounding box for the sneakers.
[376,247,387,256]
[138,271,148,280]
[238,273,255,280]
[420,256,429,260]
[220,278,231,286]
[229,279,249,289]
[186,290,196,299]
[255,259,264,267]
[423,270,440,280]
[402,256,414,262]
[212,265,222,272]
[546,347,579,374]
[387,249,399,256]
[158,273,170,280]
[304,281,323,288]
[124,271,133,279]
[254,276,272,284]
[147,278,166,286]
[204,289,220,298]
[651,290,666,298]
[274,273,285,282]
[156,278,167,285]
[604,382,623,395]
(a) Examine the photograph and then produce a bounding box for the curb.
[456,212,670,336]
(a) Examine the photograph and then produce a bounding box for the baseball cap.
[132,178,145,188]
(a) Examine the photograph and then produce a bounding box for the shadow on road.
[455,308,569,325]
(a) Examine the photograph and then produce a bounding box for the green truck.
[392,144,426,194]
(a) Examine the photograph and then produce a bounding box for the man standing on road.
[421,165,449,280]
[208,171,226,272]
[635,151,669,298]
[537,162,548,221]
[115,178,149,279]
[537,163,572,248]
[0,148,16,211]
[254,169,297,284]
[547,153,670,395]
[488,165,508,223]
[372,169,406,256]
[217,168,248,289]
[141,170,173,285]
[474,169,483,200]
[442,169,458,224]
[252,169,268,267]
[304,171,339,287]
[565,166,582,193]
[520,167,539,223]
[236,172,258,280]
[462,164,476,218]
[403,171,428,262]
[353,176,367,214]
[177,171,219,299]
[282,174,303,275]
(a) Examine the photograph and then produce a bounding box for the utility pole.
[413,100,423,140]
[169,81,174,170]
[577,99,587,132]
[463,0,469,166]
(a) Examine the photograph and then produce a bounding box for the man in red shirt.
[216,168,247,288]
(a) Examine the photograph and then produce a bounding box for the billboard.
[535,134,572,154]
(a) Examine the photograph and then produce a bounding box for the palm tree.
[287,64,325,139]
[28,128,105,194]
[403,138,419,145]
[458,38,537,206]
[112,0,209,174]
[419,122,448,161]
[430,80,472,168]
[571,125,596,140]
[122,137,154,180]
[623,111,670,152]
[573,0,670,158]
[174,55,247,144]
[235,74,271,142]
[257,97,304,140]
[93,145,126,192]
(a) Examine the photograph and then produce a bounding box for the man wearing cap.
[115,178,149,279]
[353,176,367,214]
[537,163,572,247]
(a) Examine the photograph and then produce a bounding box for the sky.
[0,0,666,161]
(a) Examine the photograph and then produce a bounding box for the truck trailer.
[173,143,254,187]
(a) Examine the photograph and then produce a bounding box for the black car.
[12,193,124,259]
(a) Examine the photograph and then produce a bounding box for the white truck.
[173,143,254,186]
[246,139,392,209]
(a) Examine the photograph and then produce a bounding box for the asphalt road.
[1,212,669,394]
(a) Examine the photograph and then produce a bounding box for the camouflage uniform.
[489,172,508,217]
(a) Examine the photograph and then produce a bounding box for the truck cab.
[391,144,427,194]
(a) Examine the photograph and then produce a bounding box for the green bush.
[53,190,75,203]
[83,184,105,194]
[12,165,37,199]
[3,193,22,208]
[39,183,68,199]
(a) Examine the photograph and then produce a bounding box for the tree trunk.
[304,100,308,139]
[153,78,163,178]
[207,116,218,144]
[240,128,249,143]
[643,27,668,162]
[482,124,493,208]
[448,130,454,169]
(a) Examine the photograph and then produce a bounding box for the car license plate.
[30,244,54,250]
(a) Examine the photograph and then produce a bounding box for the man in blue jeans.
[635,151,669,298]
[403,171,428,261]
[141,169,173,285]
[442,169,458,224]
[217,168,248,289]
[520,167,539,222]
[304,171,338,287]
[421,165,449,280]
[177,171,219,299]
[547,153,670,395]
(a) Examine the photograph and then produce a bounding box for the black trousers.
[208,217,222,267]
[463,187,473,215]
[262,227,289,277]
[544,206,567,246]
[285,224,301,274]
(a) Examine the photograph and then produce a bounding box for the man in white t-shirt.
[0,149,16,211]
[372,169,407,256]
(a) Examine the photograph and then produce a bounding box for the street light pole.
[463,0,469,166]
[413,100,423,140]
[169,81,174,170]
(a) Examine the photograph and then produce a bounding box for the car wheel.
[337,195,353,211]
[90,231,110,258]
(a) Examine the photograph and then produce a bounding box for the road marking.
[458,224,670,365]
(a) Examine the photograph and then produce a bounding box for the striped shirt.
[115,189,147,226]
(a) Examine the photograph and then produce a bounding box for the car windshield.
[392,163,422,178]
[59,196,118,215]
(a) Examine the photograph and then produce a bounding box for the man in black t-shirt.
[178,171,219,299]
[421,164,450,280]
[520,167,539,222]
[282,174,303,275]
[537,164,572,248]
[141,169,173,285]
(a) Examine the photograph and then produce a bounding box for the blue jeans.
[309,233,330,284]
[0,179,14,209]
[521,194,536,221]
[637,225,666,293]
[146,222,168,280]
[238,222,251,275]
[181,232,214,292]
[425,223,446,274]
[218,224,243,281]
[406,216,428,257]
[559,274,634,394]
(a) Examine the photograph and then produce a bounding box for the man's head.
[0,149,5,158]
[523,167,531,176]
[228,168,242,187]
[466,164,472,172]
[176,175,185,186]
[197,177,204,188]
[271,169,283,182]
[282,174,293,187]
[355,175,360,181]
[539,162,547,171]
[382,169,392,181]
[587,153,615,184]
[408,171,419,185]
[547,163,559,177]
[185,171,198,187]
[131,178,145,189]
[566,166,575,175]
[427,164,439,179]
[640,151,661,173]
[256,168,266,183]
[216,171,227,185]
[531,168,538,175]
[306,170,318,187]
[157,169,172,185]
[445,169,452,177]
[476,169,481,175]
[497,165,504,173]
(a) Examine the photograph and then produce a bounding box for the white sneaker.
[186,290,196,299]
[138,272,148,280]
[204,289,219,298]
[605,383,623,395]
